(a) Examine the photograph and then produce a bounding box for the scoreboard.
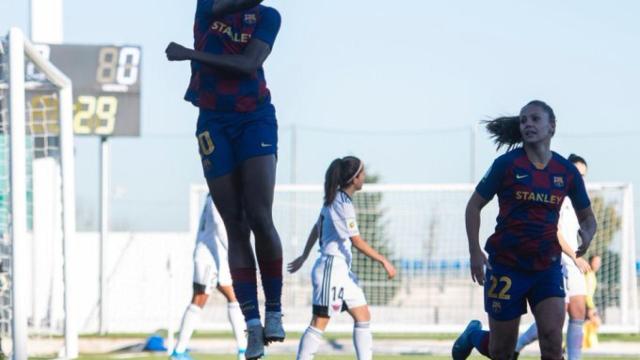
[30,44,141,137]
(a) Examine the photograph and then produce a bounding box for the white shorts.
[563,262,587,302]
[193,235,232,293]
[311,255,367,317]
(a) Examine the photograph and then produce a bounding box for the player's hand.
[575,229,592,258]
[287,255,307,274]
[165,42,191,61]
[470,249,490,286]
[381,259,396,279]
[574,256,591,274]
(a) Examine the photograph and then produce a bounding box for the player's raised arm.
[288,222,319,273]
[350,235,396,279]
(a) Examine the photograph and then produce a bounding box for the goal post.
[189,182,638,333]
[2,27,78,359]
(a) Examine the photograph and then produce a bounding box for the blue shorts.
[196,104,278,179]
[484,262,565,321]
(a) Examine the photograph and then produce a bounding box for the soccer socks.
[175,304,201,353]
[567,319,584,360]
[258,257,283,313]
[296,326,324,360]
[353,321,373,360]
[230,267,260,322]
[516,322,539,352]
[469,329,491,357]
[227,302,247,352]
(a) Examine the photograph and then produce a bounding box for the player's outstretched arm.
[466,192,491,285]
[575,206,597,257]
[165,39,272,77]
[288,223,319,274]
[351,235,396,279]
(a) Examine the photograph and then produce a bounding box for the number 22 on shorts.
[487,275,512,300]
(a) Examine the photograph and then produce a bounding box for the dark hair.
[324,156,362,206]
[568,153,588,167]
[484,100,556,151]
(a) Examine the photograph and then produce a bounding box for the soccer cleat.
[169,349,193,360]
[237,349,246,360]
[452,319,482,360]
[245,324,265,360]
[511,351,520,360]
[263,311,285,343]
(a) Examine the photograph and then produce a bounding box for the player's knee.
[246,210,274,235]
[537,326,563,355]
[191,293,209,308]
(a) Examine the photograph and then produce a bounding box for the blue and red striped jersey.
[185,0,281,113]
[476,148,590,271]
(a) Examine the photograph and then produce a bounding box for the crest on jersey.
[349,221,356,229]
[492,301,502,314]
[553,176,564,188]
[244,13,257,25]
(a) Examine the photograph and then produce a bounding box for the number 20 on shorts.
[487,275,512,300]
[198,131,215,156]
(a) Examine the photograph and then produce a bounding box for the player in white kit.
[171,194,247,360]
[288,156,397,360]
[514,154,591,360]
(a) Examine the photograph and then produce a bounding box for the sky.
[1,0,640,236]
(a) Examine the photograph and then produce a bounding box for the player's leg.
[532,297,565,359]
[347,305,373,360]
[565,265,587,360]
[217,285,247,359]
[342,267,372,360]
[239,155,284,342]
[297,256,336,359]
[296,315,330,360]
[207,174,263,360]
[514,322,538,356]
[488,317,521,360]
[530,265,567,360]
[172,284,210,359]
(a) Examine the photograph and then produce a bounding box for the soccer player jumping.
[166,1,283,359]
[452,101,597,360]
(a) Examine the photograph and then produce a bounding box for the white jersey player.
[171,194,247,360]
[514,154,591,360]
[288,156,396,360]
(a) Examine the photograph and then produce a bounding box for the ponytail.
[484,116,522,151]
[323,156,362,206]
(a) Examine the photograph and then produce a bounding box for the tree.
[351,174,401,305]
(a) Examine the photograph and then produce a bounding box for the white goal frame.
[5,27,78,359]
[190,182,638,333]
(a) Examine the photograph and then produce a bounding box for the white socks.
[296,326,324,360]
[175,304,202,353]
[353,321,372,360]
[515,322,538,352]
[567,319,584,360]
[227,302,247,351]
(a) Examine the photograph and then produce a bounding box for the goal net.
[0,28,78,358]
[190,182,638,333]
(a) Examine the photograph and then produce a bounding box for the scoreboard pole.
[99,137,110,335]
